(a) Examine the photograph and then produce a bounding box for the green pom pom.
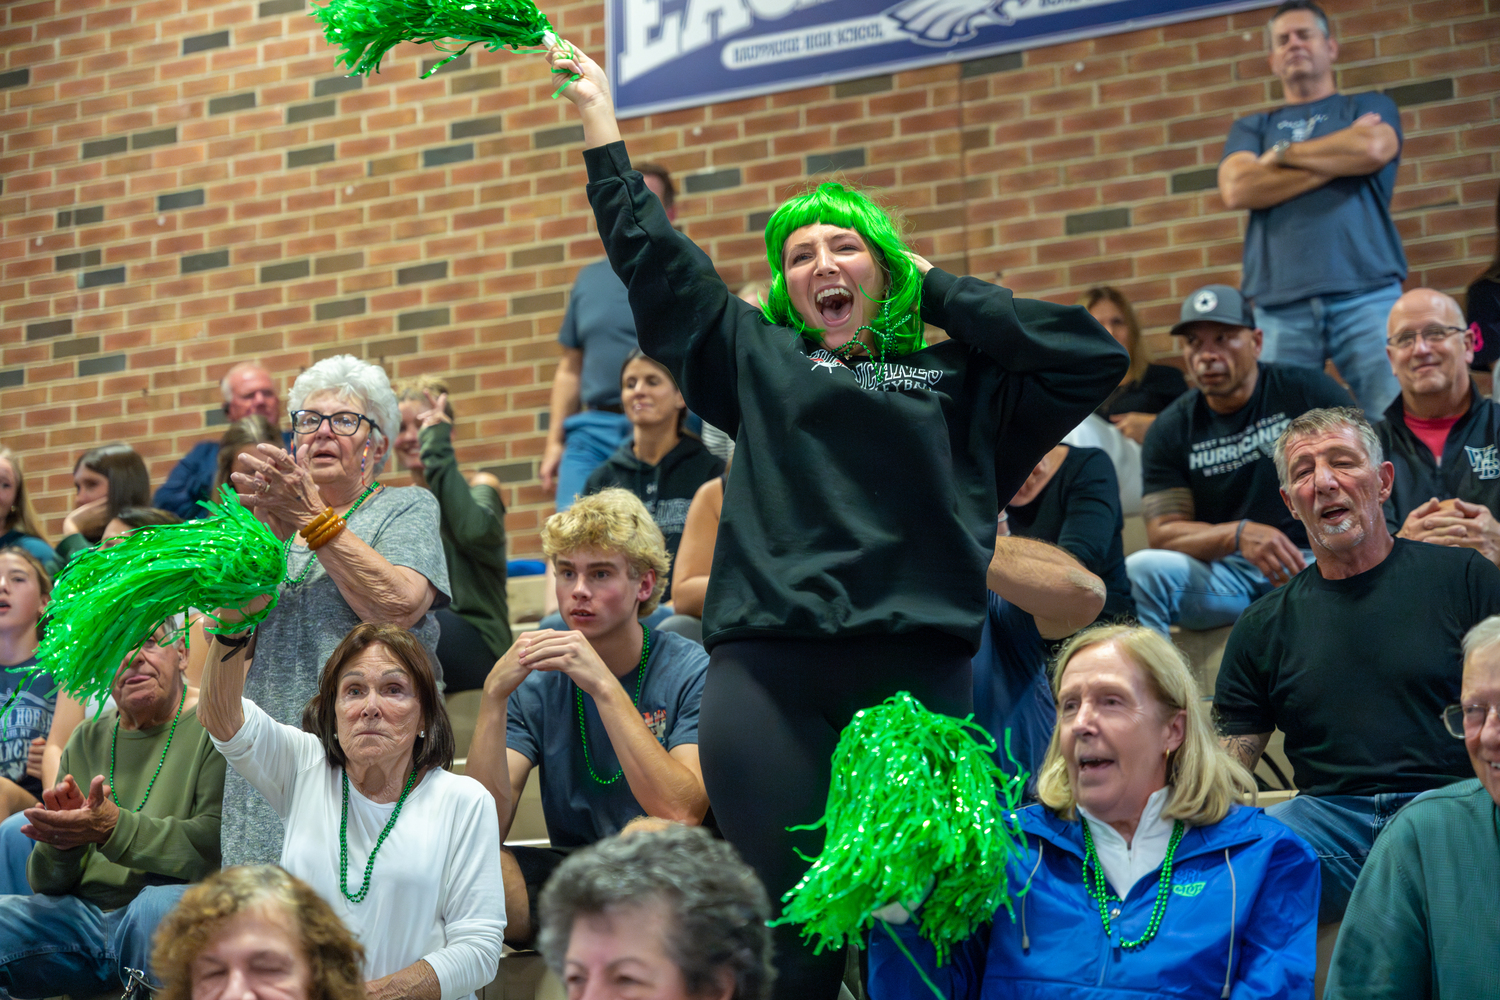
[310,0,558,77]
[24,488,286,710]
[775,692,1028,969]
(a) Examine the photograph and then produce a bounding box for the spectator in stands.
[1324,614,1500,998]
[211,415,281,506]
[1218,0,1405,418]
[154,865,365,1000]
[538,824,773,1000]
[155,363,286,520]
[466,489,710,948]
[1463,187,1500,378]
[585,351,726,603]
[541,164,678,512]
[393,376,511,694]
[201,620,504,998]
[1377,288,1500,564]
[56,442,151,565]
[0,549,52,827]
[1127,285,1350,636]
[973,518,1105,786]
[870,624,1319,998]
[1216,407,1500,923]
[221,354,450,867]
[0,617,224,996]
[1085,286,1187,445]
[0,447,57,575]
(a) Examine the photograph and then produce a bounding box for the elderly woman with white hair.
[870,624,1320,999]
[221,354,451,866]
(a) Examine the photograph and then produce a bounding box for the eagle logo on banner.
[885,0,1125,45]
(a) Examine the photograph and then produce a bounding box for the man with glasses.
[1215,406,1500,927]
[1326,616,1500,997]
[1375,288,1500,565]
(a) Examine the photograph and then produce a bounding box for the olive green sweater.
[421,421,511,657]
[28,702,225,911]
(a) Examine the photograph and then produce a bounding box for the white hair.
[1273,407,1383,489]
[287,355,400,474]
[1464,616,1500,662]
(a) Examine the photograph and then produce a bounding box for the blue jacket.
[869,802,1318,999]
[154,432,293,519]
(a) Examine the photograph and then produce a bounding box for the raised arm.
[987,534,1104,640]
[196,600,267,743]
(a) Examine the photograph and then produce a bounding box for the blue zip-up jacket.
[869,803,1318,999]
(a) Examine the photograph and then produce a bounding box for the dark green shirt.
[421,421,511,657]
[1327,779,1500,999]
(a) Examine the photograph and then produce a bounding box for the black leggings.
[699,632,973,1000]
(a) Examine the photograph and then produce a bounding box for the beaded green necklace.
[110,681,186,812]
[338,764,419,904]
[285,482,381,586]
[575,624,650,785]
[1081,817,1186,950]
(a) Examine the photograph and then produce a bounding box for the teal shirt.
[1326,778,1500,999]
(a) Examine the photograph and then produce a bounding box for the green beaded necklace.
[1081,817,1186,950]
[109,681,186,812]
[575,624,650,785]
[285,482,381,586]
[339,764,419,904]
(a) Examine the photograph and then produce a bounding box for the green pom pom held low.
[867,626,1322,999]
[547,38,1129,1000]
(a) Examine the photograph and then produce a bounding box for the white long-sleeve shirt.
[215,698,505,999]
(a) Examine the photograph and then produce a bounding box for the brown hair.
[0,447,47,545]
[621,350,690,437]
[392,374,456,420]
[214,415,282,500]
[636,162,675,210]
[154,865,365,1000]
[1081,286,1150,385]
[74,443,151,530]
[300,622,455,772]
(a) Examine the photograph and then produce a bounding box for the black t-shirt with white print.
[1141,362,1352,549]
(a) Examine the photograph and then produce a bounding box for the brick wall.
[2,0,1495,557]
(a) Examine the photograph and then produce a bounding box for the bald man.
[1374,288,1500,565]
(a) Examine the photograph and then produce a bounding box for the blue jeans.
[1267,792,1418,924]
[0,813,32,898]
[1255,282,1403,418]
[0,883,187,997]
[555,411,633,511]
[1126,549,1313,637]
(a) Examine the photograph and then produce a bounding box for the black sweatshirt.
[584,435,727,598]
[584,142,1128,651]
[1377,382,1500,531]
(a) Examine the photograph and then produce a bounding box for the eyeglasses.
[1387,326,1467,350]
[1440,702,1500,739]
[290,410,372,436]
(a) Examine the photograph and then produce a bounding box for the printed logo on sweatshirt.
[807,349,944,393]
[1172,880,1207,898]
[1187,413,1291,477]
[1277,114,1327,143]
[1465,444,1500,481]
[646,497,693,534]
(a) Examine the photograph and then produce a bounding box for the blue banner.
[609,0,1267,118]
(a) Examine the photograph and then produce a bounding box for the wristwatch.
[1271,140,1292,164]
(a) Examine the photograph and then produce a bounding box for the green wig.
[762,182,926,355]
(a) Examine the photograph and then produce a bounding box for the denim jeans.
[1125,549,1315,637]
[1255,282,1403,419]
[0,883,186,997]
[1267,792,1419,924]
[0,813,32,898]
[555,411,634,511]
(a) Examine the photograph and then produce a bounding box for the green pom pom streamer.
[310,0,562,78]
[15,488,286,713]
[774,692,1028,980]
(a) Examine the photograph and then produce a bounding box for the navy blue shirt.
[1224,91,1406,306]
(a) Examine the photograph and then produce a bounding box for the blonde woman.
[870,624,1319,999]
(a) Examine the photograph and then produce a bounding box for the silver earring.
[419,730,425,738]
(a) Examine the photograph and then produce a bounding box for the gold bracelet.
[299,508,336,540]
[306,517,347,551]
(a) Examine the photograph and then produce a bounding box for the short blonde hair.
[1035,624,1255,826]
[542,488,670,617]
[392,374,455,420]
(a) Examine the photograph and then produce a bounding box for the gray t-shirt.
[220,484,452,866]
[1224,91,1405,307]
[559,259,640,410]
[506,628,706,848]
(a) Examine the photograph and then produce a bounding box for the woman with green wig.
[545,43,1129,999]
